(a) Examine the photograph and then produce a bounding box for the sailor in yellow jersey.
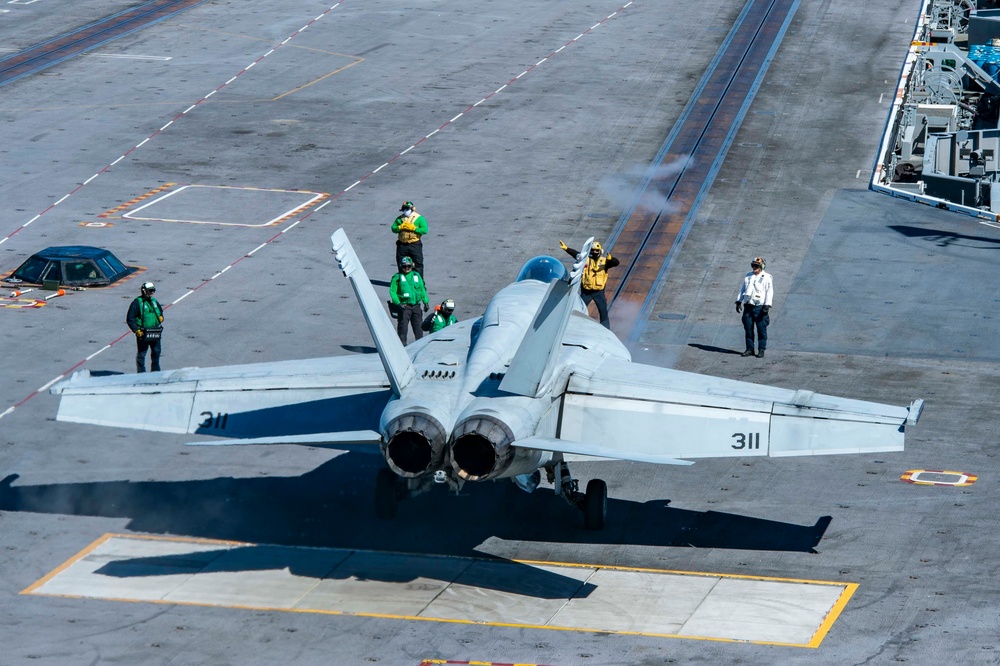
[560,240,620,329]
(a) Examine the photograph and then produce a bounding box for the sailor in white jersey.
[735,256,773,358]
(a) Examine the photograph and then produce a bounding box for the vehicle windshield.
[515,255,567,283]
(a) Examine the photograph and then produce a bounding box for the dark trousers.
[396,240,424,276]
[136,336,162,373]
[742,305,769,351]
[397,304,424,344]
[581,288,610,329]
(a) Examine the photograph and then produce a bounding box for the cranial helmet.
[441,299,455,311]
[141,281,156,292]
[591,241,603,252]
[400,201,414,211]
[400,256,414,267]
[751,256,765,269]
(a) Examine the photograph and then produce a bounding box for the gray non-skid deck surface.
[27,534,850,646]
[3,0,1000,664]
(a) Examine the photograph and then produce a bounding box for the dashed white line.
[426,129,439,138]
[226,76,238,84]
[172,290,195,305]
[591,23,601,30]
[450,113,463,122]
[54,194,70,206]
[205,90,216,98]
[247,243,269,256]
[373,163,389,173]
[183,104,197,113]
[136,138,149,147]
[573,34,584,40]
[83,174,100,185]
[0,406,14,419]
[25,215,40,225]
[38,375,65,393]
[282,220,302,232]
[473,99,485,107]
[401,146,414,154]
[111,156,125,165]
[316,200,330,211]
[86,345,111,361]
[535,58,547,66]
[344,180,361,191]
[160,121,173,130]
[515,71,527,78]
[246,62,256,70]
[495,84,508,93]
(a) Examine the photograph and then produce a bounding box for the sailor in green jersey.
[429,299,457,332]
[126,281,164,372]
[389,256,429,344]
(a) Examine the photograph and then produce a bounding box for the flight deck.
[1,1,998,665]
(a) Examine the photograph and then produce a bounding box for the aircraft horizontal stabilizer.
[561,358,916,459]
[187,430,382,451]
[515,437,695,465]
[50,357,390,438]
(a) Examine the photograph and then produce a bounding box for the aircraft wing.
[50,355,391,438]
[556,357,921,459]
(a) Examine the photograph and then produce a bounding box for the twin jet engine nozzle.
[381,410,449,478]
[381,399,552,481]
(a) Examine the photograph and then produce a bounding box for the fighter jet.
[51,229,923,529]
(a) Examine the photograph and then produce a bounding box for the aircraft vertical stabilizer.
[332,229,415,396]
[500,239,593,397]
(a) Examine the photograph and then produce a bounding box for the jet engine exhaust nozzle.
[450,415,515,481]
[383,413,447,478]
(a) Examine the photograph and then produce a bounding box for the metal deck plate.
[25,534,855,647]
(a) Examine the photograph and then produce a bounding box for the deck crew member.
[735,256,773,358]
[560,240,620,329]
[126,281,164,372]
[389,256,429,344]
[426,298,457,332]
[391,201,428,277]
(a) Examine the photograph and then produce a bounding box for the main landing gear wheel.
[375,468,399,519]
[583,478,607,531]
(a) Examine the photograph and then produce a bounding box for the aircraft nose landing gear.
[548,459,607,530]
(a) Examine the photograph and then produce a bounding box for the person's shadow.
[688,343,744,355]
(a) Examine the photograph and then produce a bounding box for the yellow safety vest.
[582,255,610,291]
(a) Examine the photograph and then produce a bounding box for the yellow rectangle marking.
[24,534,856,648]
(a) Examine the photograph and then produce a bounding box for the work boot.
[741,349,755,357]
[756,349,765,358]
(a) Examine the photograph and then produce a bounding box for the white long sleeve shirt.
[737,270,773,307]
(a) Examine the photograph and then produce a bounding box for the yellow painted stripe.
[20,533,114,594]
[807,582,859,648]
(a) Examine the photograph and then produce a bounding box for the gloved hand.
[400,220,416,231]
[136,329,145,338]
[559,240,568,251]
[423,302,429,312]
[762,305,770,315]
[735,302,742,313]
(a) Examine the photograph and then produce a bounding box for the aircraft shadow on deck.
[92,544,598,601]
[0,454,830,594]
[889,224,1000,249]
[0,454,830,552]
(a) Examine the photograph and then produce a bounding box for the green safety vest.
[137,297,162,328]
